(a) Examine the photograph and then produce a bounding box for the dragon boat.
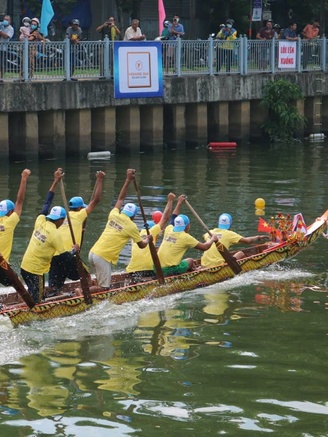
[1,209,328,327]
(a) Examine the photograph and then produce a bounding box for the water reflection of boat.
[1,209,328,326]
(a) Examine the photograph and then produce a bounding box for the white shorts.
[88,251,112,288]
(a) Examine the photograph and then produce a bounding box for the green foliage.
[25,0,77,17]
[261,79,306,143]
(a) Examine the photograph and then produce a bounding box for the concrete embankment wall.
[0,73,326,159]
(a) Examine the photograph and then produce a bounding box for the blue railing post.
[23,37,28,81]
[208,36,213,75]
[240,36,244,75]
[321,36,326,72]
[104,36,110,79]
[297,38,302,73]
[271,37,275,73]
[176,37,181,76]
[64,37,70,80]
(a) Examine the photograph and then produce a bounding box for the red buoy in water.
[208,142,237,149]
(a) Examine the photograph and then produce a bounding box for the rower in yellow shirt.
[201,213,268,268]
[0,168,31,286]
[157,195,218,276]
[88,169,153,292]
[20,169,80,303]
[48,170,105,291]
[126,192,176,278]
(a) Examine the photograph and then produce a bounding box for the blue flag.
[40,0,54,37]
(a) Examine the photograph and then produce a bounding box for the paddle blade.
[216,242,242,274]
[0,255,35,309]
[149,242,165,284]
[75,254,93,304]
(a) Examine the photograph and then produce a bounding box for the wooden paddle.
[133,178,165,284]
[59,179,93,305]
[0,254,35,309]
[80,176,98,250]
[184,199,242,274]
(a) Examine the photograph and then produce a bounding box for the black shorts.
[21,268,44,304]
[0,265,13,286]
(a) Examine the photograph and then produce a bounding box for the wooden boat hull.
[1,209,328,326]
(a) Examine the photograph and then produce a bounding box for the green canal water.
[0,142,328,436]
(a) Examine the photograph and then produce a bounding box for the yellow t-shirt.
[126,224,162,273]
[157,225,199,267]
[201,228,242,268]
[21,215,67,275]
[90,208,142,264]
[0,212,20,261]
[57,209,88,252]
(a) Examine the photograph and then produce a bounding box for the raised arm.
[40,168,64,216]
[114,169,135,210]
[85,171,106,215]
[14,169,31,218]
[159,192,176,230]
[170,194,186,224]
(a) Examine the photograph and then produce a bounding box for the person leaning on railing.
[281,22,298,42]
[0,15,14,82]
[96,16,120,79]
[301,18,320,69]
[216,19,237,74]
[65,19,82,81]
[15,17,44,82]
[256,19,275,70]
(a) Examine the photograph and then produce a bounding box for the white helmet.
[31,17,40,25]
[22,17,31,24]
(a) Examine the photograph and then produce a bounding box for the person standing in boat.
[157,196,218,276]
[0,169,31,286]
[201,213,268,268]
[20,169,80,304]
[88,169,152,291]
[48,170,105,292]
[126,192,176,278]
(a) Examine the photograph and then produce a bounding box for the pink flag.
[292,213,307,235]
[158,0,166,35]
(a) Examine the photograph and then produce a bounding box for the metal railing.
[0,36,326,82]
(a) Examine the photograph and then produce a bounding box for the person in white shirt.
[0,15,14,82]
[124,19,146,41]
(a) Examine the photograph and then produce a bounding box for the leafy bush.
[261,79,306,143]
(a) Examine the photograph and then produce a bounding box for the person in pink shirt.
[302,19,320,69]
[19,17,31,41]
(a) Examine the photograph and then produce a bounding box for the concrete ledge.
[0,73,325,113]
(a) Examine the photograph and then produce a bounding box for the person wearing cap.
[126,193,176,277]
[88,169,152,291]
[0,169,31,286]
[156,197,218,276]
[17,17,44,81]
[201,213,268,268]
[65,19,82,81]
[216,19,237,73]
[20,168,80,303]
[0,15,14,82]
[165,15,184,71]
[19,17,31,41]
[48,171,105,291]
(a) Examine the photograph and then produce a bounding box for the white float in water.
[309,133,325,140]
[87,151,111,160]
